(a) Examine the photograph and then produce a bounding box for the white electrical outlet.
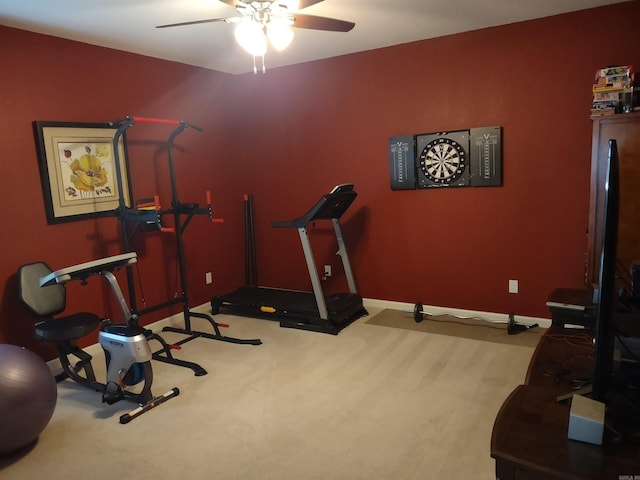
[205,272,212,284]
[324,265,332,277]
[508,279,518,294]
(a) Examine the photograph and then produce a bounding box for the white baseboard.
[47,299,551,374]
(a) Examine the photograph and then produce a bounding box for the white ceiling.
[0,0,628,75]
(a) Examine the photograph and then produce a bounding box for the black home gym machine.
[20,252,179,424]
[109,116,261,359]
[211,184,367,335]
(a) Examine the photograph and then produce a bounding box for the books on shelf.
[590,107,617,116]
[592,83,632,93]
[591,65,635,115]
[597,66,632,77]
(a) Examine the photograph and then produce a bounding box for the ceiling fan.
[156,1,355,73]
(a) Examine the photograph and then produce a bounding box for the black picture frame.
[33,121,131,224]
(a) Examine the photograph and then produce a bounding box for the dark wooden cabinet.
[587,112,640,288]
[491,326,640,479]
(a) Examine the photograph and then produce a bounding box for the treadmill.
[211,184,367,334]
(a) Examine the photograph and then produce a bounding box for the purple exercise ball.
[0,344,57,456]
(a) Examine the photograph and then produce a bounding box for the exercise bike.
[37,252,179,423]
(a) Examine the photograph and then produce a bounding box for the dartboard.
[419,137,467,184]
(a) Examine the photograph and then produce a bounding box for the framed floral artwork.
[33,121,131,224]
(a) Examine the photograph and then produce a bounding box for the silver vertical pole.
[333,219,357,294]
[298,227,329,320]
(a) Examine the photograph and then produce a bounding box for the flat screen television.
[591,138,640,440]
[592,138,619,403]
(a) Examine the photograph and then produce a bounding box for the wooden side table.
[491,327,640,479]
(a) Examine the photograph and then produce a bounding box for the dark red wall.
[1,2,639,359]
[0,27,245,357]
[230,2,640,316]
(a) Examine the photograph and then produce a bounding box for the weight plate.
[414,302,424,323]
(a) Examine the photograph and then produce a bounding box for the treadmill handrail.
[271,184,356,229]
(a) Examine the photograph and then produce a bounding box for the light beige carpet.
[366,308,544,348]
[0,306,535,480]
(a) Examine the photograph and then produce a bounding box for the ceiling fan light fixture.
[234,18,267,57]
[152,0,355,73]
[266,21,294,51]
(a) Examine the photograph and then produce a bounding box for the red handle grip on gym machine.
[206,191,224,224]
[111,115,203,132]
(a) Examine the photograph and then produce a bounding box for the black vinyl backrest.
[18,262,66,317]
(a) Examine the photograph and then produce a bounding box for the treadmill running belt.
[212,286,367,335]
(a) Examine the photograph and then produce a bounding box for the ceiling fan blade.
[291,14,355,32]
[156,18,229,29]
[297,0,325,8]
[217,0,325,8]
[217,0,246,6]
